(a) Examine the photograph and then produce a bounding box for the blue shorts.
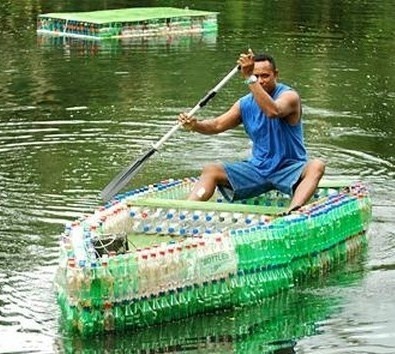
[218,160,306,202]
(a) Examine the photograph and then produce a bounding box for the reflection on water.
[37,32,218,57]
[57,255,366,354]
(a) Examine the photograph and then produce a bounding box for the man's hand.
[237,48,255,78]
[178,112,198,132]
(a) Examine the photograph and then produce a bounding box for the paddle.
[101,64,240,202]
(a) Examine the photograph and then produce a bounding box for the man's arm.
[179,101,242,135]
[249,85,301,124]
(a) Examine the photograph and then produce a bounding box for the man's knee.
[201,163,228,183]
[201,164,215,180]
[202,163,221,176]
[308,159,325,178]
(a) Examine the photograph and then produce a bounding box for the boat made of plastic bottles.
[37,7,218,40]
[55,177,372,336]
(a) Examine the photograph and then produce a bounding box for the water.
[0,0,394,352]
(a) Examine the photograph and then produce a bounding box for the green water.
[0,0,394,353]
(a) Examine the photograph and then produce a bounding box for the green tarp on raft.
[38,7,218,24]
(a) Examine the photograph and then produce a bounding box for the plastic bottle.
[124,301,136,329]
[149,293,161,324]
[204,211,216,222]
[84,230,97,262]
[78,259,91,306]
[114,303,125,331]
[92,306,104,334]
[148,251,160,295]
[178,209,190,222]
[181,244,193,285]
[158,291,171,323]
[66,258,79,305]
[125,252,138,299]
[202,281,212,311]
[103,301,115,332]
[71,222,87,263]
[166,208,178,221]
[233,229,248,269]
[64,304,79,334]
[78,306,94,337]
[155,222,169,236]
[231,212,244,226]
[138,252,149,297]
[168,289,180,320]
[100,255,114,302]
[176,287,188,319]
[229,272,240,305]
[237,270,250,305]
[140,295,156,326]
[211,279,221,310]
[89,261,101,307]
[176,245,187,287]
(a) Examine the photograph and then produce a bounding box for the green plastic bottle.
[92,306,104,335]
[158,291,171,323]
[89,262,101,307]
[78,306,94,337]
[65,304,78,333]
[168,289,180,321]
[114,303,125,331]
[176,287,188,319]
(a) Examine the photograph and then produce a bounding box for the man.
[179,50,325,213]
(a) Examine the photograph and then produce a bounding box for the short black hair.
[254,53,276,71]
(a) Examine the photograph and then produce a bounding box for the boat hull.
[55,178,372,336]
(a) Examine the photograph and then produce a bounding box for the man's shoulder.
[276,82,293,93]
[239,92,254,105]
[275,83,300,100]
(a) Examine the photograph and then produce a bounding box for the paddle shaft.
[101,64,240,201]
[153,65,240,150]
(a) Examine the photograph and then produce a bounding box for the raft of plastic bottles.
[36,7,218,40]
[55,177,372,336]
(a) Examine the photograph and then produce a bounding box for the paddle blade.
[101,148,157,202]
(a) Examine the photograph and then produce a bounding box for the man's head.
[254,53,277,70]
[253,53,278,94]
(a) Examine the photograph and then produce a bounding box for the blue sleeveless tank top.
[239,83,307,176]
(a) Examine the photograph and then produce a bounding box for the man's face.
[253,60,278,94]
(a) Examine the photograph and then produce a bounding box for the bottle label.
[197,250,237,280]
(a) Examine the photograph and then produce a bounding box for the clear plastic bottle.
[100,255,114,302]
[66,258,79,305]
[138,252,149,297]
[109,252,123,302]
[78,259,91,307]
[148,251,160,295]
[125,252,138,299]
[166,208,178,221]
